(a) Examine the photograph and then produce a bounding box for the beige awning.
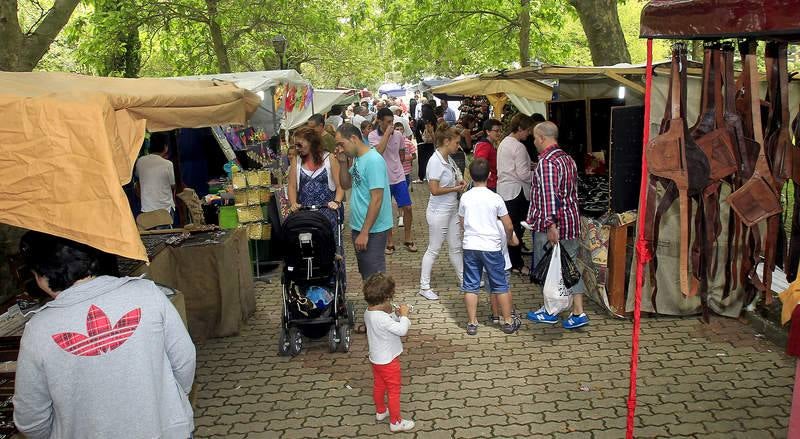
[432,77,553,102]
[0,72,260,261]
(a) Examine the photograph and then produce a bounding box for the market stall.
[627,2,800,436]
[0,71,261,435]
[0,72,260,333]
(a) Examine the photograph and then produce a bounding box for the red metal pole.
[626,38,654,439]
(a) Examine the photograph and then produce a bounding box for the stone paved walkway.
[193,184,795,438]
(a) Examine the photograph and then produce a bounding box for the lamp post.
[272,35,287,70]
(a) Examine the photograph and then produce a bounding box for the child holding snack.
[363,273,415,433]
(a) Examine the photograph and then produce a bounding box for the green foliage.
[27,0,672,85]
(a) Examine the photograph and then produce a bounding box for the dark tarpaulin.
[640,0,800,40]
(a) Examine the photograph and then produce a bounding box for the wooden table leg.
[607,222,631,315]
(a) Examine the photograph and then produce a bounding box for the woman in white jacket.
[418,124,467,300]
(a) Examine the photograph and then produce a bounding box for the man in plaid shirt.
[522,121,589,329]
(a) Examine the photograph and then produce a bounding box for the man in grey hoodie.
[13,231,196,439]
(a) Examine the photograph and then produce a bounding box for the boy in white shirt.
[363,273,414,433]
[459,158,520,335]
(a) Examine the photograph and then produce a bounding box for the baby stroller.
[278,205,354,356]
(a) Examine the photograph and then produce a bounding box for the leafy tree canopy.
[20,0,672,87]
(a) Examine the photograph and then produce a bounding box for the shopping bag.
[542,243,573,315]
[530,243,554,285]
[560,246,581,289]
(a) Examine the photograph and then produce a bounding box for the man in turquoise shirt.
[336,123,393,279]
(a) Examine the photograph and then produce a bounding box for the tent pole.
[626,38,654,439]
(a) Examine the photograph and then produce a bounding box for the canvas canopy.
[0,71,260,262]
[175,70,310,135]
[285,88,358,130]
[432,76,553,102]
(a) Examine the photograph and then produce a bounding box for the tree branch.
[20,0,81,70]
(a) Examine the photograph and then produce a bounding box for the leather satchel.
[727,44,782,227]
[727,41,783,302]
[646,44,710,297]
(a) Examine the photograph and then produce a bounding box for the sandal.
[404,242,418,252]
[385,245,396,255]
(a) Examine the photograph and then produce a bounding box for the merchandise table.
[123,228,255,341]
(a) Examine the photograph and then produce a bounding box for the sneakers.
[466,323,479,336]
[527,307,559,324]
[488,315,500,325]
[501,315,522,334]
[418,289,439,300]
[563,313,590,329]
[520,220,535,231]
[376,410,389,422]
[390,419,415,432]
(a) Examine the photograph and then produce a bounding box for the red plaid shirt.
[527,144,581,240]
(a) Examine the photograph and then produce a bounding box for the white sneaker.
[419,289,439,300]
[390,419,415,432]
[520,220,534,231]
[398,216,404,227]
[376,410,389,422]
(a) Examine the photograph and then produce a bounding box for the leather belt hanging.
[645,43,710,298]
[726,40,783,303]
[689,44,738,316]
[720,43,755,298]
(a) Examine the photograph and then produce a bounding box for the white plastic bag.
[542,243,573,315]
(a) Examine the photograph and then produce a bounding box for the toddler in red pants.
[362,273,414,433]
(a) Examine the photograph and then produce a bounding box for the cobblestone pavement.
[193,184,795,438]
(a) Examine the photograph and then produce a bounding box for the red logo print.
[52,305,141,356]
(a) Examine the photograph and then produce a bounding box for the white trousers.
[419,206,463,290]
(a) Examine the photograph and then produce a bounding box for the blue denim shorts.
[462,249,509,293]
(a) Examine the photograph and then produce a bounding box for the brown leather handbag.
[727,47,782,227]
[726,41,783,302]
[646,44,710,297]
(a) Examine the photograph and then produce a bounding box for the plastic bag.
[560,246,581,289]
[542,243,573,315]
[530,244,554,285]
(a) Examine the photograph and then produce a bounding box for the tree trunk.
[0,0,80,71]
[0,0,24,71]
[518,0,530,67]
[568,0,631,66]
[204,0,231,73]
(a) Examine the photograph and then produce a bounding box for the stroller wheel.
[338,324,352,353]
[289,328,303,356]
[347,301,356,326]
[328,326,339,353]
[278,329,291,356]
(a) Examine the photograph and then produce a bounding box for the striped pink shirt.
[526,144,581,240]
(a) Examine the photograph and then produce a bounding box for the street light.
[272,35,287,70]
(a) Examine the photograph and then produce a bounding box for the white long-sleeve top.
[364,309,410,365]
[496,135,532,201]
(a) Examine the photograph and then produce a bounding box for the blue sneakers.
[563,313,589,329]
[527,308,559,324]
